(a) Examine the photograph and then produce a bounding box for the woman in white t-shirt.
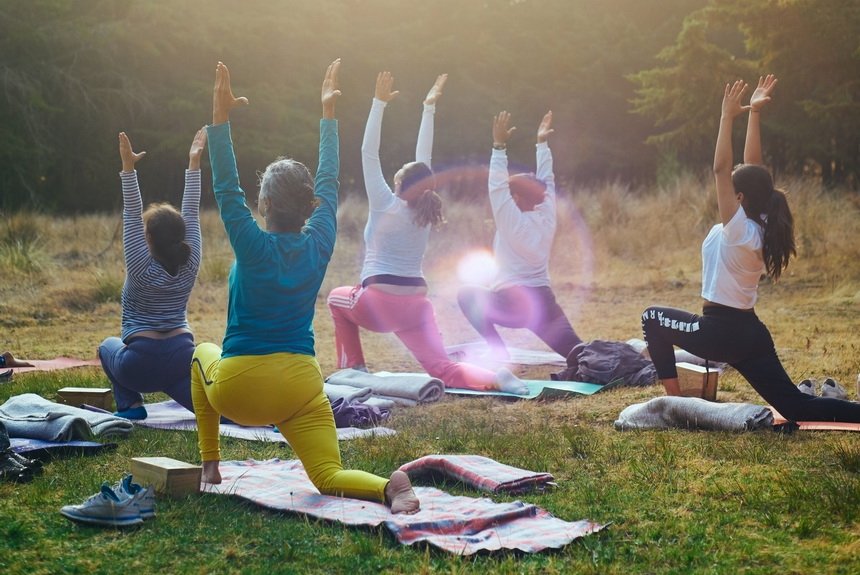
[327,72,527,394]
[642,76,860,423]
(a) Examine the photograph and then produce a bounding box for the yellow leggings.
[190,342,387,503]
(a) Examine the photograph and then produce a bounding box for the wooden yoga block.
[676,362,719,401]
[56,387,113,410]
[131,457,202,497]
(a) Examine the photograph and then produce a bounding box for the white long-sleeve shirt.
[359,98,436,282]
[488,142,557,288]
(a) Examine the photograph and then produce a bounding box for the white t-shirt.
[359,99,435,282]
[701,205,766,309]
[488,142,557,289]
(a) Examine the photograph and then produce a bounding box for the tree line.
[1,0,857,212]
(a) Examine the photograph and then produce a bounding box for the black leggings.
[641,305,860,423]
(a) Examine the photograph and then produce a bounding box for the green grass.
[2,369,859,574]
[1,177,859,573]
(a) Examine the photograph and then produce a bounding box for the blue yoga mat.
[445,380,605,399]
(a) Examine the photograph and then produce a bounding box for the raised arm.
[207,62,266,262]
[361,71,399,210]
[488,111,516,216]
[744,74,777,166]
[306,59,342,257]
[713,80,750,225]
[182,128,206,269]
[118,131,150,277]
[415,73,447,167]
[535,111,556,198]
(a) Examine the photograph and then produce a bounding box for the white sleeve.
[415,103,436,168]
[361,98,396,211]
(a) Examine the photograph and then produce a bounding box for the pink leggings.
[327,285,497,391]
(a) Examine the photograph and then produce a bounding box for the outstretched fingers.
[493,111,516,144]
[424,73,448,105]
[375,71,399,102]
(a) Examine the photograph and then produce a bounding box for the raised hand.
[537,111,554,143]
[321,58,342,119]
[375,71,399,102]
[749,74,777,112]
[188,128,207,170]
[423,73,448,106]
[721,80,750,120]
[493,111,516,146]
[213,61,249,125]
[118,132,146,172]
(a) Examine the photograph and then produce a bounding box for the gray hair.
[257,158,317,231]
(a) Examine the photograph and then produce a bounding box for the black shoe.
[0,451,35,483]
[8,450,44,474]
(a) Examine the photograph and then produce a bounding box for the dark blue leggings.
[99,333,195,412]
[641,305,860,423]
[458,284,582,359]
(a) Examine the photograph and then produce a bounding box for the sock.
[496,368,529,395]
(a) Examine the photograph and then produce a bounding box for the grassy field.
[1,174,859,574]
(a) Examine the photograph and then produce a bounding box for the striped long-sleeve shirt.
[119,169,202,341]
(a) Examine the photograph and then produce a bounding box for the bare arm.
[743,74,777,165]
[713,80,749,225]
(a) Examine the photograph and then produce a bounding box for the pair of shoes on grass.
[797,378,848,400]
[60,474,156,527]
[0,449,42,483]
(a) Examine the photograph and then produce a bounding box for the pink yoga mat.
[8,357,101,374]
[770,407,860,432]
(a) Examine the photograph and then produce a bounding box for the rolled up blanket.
[614,396,773,432]
[399,454,555,494]
[325,369,445,405]
[323,383,374,404]
[0,393,134,441]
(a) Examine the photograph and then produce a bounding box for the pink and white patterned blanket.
[203,458,605,555]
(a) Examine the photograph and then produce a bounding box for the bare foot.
[385,470,419,514]
[201,460,222,484]
[496,367,529,395]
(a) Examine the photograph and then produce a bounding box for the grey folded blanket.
[614,396,773,432]
[325,369,445,406]
[0,393,134,441]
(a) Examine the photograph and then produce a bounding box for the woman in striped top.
[98,128,205,420]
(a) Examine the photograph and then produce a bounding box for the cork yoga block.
[131,457,202,497]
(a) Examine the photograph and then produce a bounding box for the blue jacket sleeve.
[304,119,339,258]
[206,122,267,263]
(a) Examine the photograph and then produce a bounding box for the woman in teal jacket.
[191,60,418,514]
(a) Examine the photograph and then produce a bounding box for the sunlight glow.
[456,249,498,286]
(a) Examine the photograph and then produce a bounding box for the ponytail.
[143,203,190,275]
[409,189,444,228]
[762,188,795,281]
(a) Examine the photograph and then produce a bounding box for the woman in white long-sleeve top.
[327,72,527,394]
[458,111,583,363]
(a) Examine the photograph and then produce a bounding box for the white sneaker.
[820,378,848,400]
[60,483,143,527]
[797,379,816,396]
[114,473,156,520]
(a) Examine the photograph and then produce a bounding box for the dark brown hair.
[143,203,190,276]
[732,164,796,280]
